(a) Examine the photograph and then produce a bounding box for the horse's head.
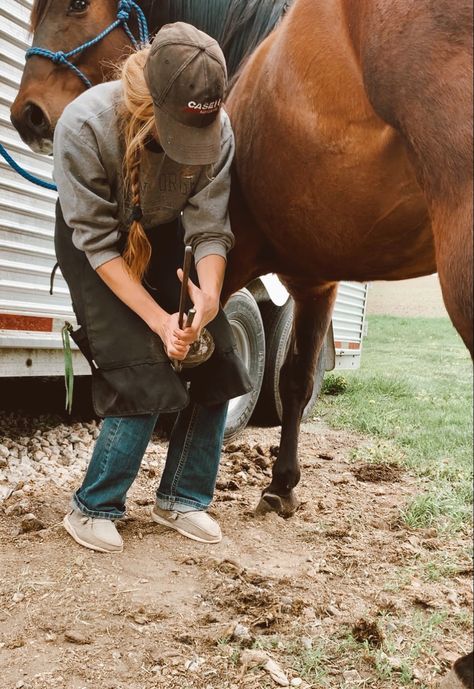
[10,0,141,153]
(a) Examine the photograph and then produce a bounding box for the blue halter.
[25,0,149,89]
[0,1,149,190]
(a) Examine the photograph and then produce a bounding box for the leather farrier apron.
[54,202,252,417]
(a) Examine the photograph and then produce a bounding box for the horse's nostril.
[25,102,48,133]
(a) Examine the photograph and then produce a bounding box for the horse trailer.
[0,0,368,437]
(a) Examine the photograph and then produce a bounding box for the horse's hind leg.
[257,281,338,517]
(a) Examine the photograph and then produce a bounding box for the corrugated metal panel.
[0,0,71,324]
[333,283,368,344]
[332,282,368,368]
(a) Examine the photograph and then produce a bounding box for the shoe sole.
[150,510,222,544]
[63,515,123,554]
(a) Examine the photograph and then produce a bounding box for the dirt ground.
[367,276,448,318]
[0,421,471,689]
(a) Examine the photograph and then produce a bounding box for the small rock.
[0,484,13,503]
[385,655,403,670]
[5,500,30,517]
[232,623,251,641]
[446,590,459,606]
[0,445,9,458]
[301,636,313,650]
[12,592,25,603]
[264,658,289,686]
[291,679,303,688]
[240,649,269,671]
[15,681,24,688]
[184,657,205,672]
[224,442,241,453]
[343,669,361,683]
[133,615,149,625]
[135,497,153,506]
[64,629,91,645]
[326,605,340,616]
[20,513,44,533]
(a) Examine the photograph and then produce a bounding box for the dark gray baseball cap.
[144,22,227,165]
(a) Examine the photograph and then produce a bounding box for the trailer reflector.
[334,340,361,350]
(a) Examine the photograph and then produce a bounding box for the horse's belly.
[232,106,435,281]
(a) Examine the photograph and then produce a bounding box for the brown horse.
[10,0,473,518]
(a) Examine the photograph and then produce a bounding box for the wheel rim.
[231,320,251,368]
[227,319,251,418]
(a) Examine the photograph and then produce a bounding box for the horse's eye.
[68,0,89,13]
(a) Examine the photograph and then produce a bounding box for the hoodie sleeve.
[181,111,235,265]
[53,121,122,270]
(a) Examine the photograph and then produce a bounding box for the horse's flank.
[227,0,435,283]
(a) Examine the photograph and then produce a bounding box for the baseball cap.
[144,22,227,166]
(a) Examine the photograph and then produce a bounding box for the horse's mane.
[30,0,53,32]
[143,0,291,77]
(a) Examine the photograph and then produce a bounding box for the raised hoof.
[255,491,299,518]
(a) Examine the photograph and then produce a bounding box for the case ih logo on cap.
[185,98,222,114]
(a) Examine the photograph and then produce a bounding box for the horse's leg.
[257,281,338,516]
[432,196,473,355]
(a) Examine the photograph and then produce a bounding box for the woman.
[53,22,252,554]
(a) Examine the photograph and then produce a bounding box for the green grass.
[316,316,473,531]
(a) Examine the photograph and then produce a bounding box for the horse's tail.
[151,0,292,77]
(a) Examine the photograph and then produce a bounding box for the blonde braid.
[117,46,154,281]
[122,150,151,280]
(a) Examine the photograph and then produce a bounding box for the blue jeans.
[72,401,229,519]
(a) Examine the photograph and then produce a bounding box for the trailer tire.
[223,289,266,442]
[252,299,327,426]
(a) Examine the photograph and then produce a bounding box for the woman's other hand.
[177,269,219,339]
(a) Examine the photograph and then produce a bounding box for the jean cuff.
[155,492,209,512]
[72,492,124,520]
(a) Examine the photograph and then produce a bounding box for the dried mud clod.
[208,560,309,632]
[351,618,384,648]
[352,462,403,483]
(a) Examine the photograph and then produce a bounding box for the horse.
[10,0,473,520]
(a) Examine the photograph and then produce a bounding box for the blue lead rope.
[0,142,57,190]
[1,0,149,191]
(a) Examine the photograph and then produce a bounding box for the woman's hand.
[177,268,220,339]
[150,312,196,361]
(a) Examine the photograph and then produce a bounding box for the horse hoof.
[255,491,298,518]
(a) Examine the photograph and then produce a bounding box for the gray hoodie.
[53,80,235,270]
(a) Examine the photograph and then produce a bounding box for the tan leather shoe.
[151,506,222,543]
[63,510,123,553]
